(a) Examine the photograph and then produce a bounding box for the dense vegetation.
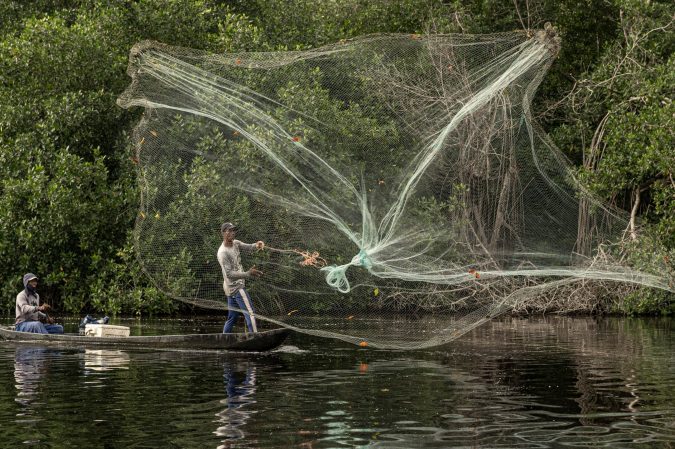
[1,0,672,316]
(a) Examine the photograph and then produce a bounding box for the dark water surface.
[0,316,672,448]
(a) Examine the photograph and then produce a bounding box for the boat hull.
[0,326,289,351]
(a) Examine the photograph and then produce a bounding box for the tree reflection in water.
[215,360,258,448]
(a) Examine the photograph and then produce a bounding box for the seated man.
[15,273,64,334]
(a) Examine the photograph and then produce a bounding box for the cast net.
[117,28,673,349]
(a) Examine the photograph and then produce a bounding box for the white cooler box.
[84,324,130,338]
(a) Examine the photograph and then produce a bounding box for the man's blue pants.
[223,289,257,333]
[16,321,64,334]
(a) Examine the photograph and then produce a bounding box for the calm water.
[0,316,672,448]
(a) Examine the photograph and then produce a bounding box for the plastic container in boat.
[84,324,130,338]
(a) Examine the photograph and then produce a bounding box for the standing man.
[15,273,64,334]
[217,222,264,333]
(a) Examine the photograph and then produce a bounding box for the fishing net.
[117,28,673,349]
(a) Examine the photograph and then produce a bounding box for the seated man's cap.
[23,273,38,285]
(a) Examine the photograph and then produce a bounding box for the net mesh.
[117,29,673,349]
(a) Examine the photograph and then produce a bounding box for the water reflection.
[0,316,672,448]
[14,347,60,410]
[82,349,130,372]
[214,359,258,448]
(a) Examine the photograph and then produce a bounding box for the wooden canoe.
[0,326,290,351]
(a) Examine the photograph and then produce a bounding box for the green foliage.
[274,70,406,182]
[0,0,672,316]
[617,289,674,316]
[550,0,674,252]
[131,0,225,49]
[88,234,179,316]
[0,3,167,313]
[233,0,457,49]
[0,143,125,309]
[586,58,674,245]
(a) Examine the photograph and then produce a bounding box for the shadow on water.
[0,315,673,448]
